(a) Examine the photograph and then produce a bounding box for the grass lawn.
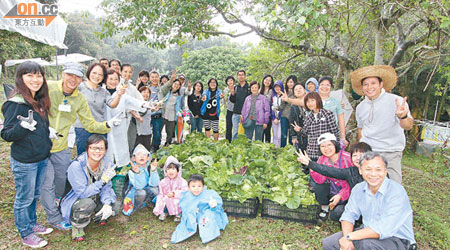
[0,138,448,249]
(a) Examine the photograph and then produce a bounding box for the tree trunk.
[436,81,449,121]
[374,27,385,65]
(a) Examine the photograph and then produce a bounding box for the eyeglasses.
[89,146,105,152]
[320,143,334,149]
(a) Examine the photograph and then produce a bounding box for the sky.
[58,0,261,45]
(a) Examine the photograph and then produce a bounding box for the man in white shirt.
[351,65,413,184]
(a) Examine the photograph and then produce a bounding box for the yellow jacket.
[48,80,110,153]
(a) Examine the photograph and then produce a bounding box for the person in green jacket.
[40,62,121,230]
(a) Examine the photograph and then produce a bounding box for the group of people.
[1,57,416,249]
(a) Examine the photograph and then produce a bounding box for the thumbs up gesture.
[209,196,217,208]
[17,110,37,131]
[395,96,409,119]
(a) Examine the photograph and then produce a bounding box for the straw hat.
[350,65,397,96]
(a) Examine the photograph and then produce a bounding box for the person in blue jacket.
[122,144,160,216]
[200,78,224,141]
[1,61,54,248]
[171,174,228,244]
[60,134,119,242]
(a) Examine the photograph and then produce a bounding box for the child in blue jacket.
[122,144,160,216]
[171,174,228,244]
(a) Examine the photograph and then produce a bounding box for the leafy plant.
[154,133,317,207]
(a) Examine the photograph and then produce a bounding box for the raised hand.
[150,159,158,171]
[395,96,409,119]
[17,110,37,131]
[170,69,177,82]
[281,90,289,102]
[296,149,311,166]
[291,121,301,132]
[187,80,192,90]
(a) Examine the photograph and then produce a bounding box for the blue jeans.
[10,157,48,238]
[75,127,106,155]
[244,120,264,141]
[190,116,203,133]
[280,117,289,147]
[231,114,241,140]
[151,117,163,148]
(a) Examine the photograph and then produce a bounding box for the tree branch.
[202,30,254,38]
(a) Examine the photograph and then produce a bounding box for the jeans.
[262,119,272,143]
[151,117,163,148]
[75,127,107,156]
[41,149,71,224]
[231,114,241,140]
[190,116,203,133]
[10,157,48,238]
[280,117,289,147]
[226,110,233,142]
[244,120,264,141]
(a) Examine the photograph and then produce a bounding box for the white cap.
[317,132,337,145]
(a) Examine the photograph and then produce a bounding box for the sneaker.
[98,220,107,226]
[158,213,167,221]
[51,221,72,231]
[55,197,61,207]
[71,227,85,242]
[174,215,181,222]
[318,210,329,221]
[22,234,48,248]
[33,223,53,235]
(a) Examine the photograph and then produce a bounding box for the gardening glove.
[101,165,116,184]
[106,113,122,128]
[95,204,113,220]
[17,110,37,131]
[49,127,58,139]
[209,196,217,208]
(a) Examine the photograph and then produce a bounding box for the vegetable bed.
[155,133,317,213]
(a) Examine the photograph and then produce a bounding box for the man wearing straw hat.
[351,65,413,184]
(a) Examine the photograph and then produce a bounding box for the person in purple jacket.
[240,81,270,141]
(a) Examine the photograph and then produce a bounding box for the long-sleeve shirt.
[230,82,250,115]
[340,178,416,244]
[47,80,110,153]
[306,161,363,189]
[301,109,339,160]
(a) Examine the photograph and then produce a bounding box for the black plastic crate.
[261,199,320,224]
[222,198,259,218]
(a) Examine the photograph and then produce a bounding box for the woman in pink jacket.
[153,156,188,222]
[311,132,352,222]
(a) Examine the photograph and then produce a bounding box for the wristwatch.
[346,233,353,241]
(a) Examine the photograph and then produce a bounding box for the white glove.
[106,113,122,128]
[17,110,36,131]
[209,196,217,208]
[49,127,58,139]
[95,204,113,220]
[101,165,116,183]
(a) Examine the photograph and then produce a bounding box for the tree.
[0,30,54,77]
[246,40,338,86]
[177,46,248,89]
[98,0,448,92]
